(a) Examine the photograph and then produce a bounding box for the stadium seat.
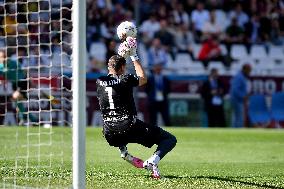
[248,94,271,125]
[89,42,107,61]
[271,62,284,76]
[220,44,228,55]
[250,45,267,60]
[271,92,284,122]
[231,44,248,60]
[254,58,274,75]
[175,53,192,64]
[268,46,284,60]
[229,62,241,75]
[186,61,206,75]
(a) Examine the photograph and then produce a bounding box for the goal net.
[0,0,86,188]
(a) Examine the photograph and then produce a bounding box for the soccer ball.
[117,21,137,40]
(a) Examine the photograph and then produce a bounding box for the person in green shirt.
[0,50,60,125]
[0,50,30,123]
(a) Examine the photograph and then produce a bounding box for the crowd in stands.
[0,0,284,74]
[88,0,284,73]
[0,0,72,73]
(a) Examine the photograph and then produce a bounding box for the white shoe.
[143,161,161,179]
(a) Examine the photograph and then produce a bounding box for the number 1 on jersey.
[105,87,115,109]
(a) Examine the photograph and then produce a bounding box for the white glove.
[117,37,139,61]
[126,37,139,61]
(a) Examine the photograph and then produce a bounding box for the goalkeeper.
[96,37,177,179]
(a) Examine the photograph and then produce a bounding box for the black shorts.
[12,80,28,98]
[103,119,164,148]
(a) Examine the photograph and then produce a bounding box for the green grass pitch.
[0,127,284,189]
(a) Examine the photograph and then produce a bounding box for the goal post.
[0,0,87,188]
[72,0,86,188]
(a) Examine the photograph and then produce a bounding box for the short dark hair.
[108,55,126,72]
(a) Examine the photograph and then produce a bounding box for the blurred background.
[1,0,284,127]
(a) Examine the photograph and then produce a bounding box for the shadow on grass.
[163,175,284,189]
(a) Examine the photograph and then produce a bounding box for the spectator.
[198,35,231,68]
[139,0,156,21]
[191,2,210,41]
[259,11,272,44]
[279,8,284,44]
[172,3,190,26]
[202,10,223,38]
[230,64,252,128]
[154,20,176,60]
[184,0,197,15]
[157,4,168,20]
[147,38,168,68]
[270,19,283,45]
[105,39,117,63]
[174,24,195,60]
[146,63,171,126]
[244,13,261,46]
[224,17,244,53]
[201,68,226,127]
[100,16,116,40]
[112,3,125,24]
[229,3,249,28]
[140,14,160,47]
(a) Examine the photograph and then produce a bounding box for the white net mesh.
[0,0,73,188]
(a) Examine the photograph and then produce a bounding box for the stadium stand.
[82,0,284,76]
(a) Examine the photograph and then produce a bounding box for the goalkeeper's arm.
[133,60,147,86]
[129,44,147,86]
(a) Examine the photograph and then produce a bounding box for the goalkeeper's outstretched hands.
[118,37,139,61]
[117,37,147,86]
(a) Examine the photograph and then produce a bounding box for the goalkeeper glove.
[118,37,139,61]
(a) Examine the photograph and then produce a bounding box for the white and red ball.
[117,21,137,40]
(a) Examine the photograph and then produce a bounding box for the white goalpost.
[0,0,86,188]
[72,0,86,188]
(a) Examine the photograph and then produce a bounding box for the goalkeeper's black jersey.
[96,74,139,125]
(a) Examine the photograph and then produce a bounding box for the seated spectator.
[112,3,125,24]
[201,68,226,127]
[244,13,261,47]
[270,19,283,45]
[172,3,189,26]
[157,4,169,20]
[229,3,249,28]
[100,16,116,40]
[105,39,117,64]
[147,38,168,68]
[259,11,271,44]
[154,20,176,60]
[174,24,195,60]
[191,2,210,41]
[202,10,223,38]
[278,8,284,44]
[198,35,231,68]
[140,14,160,47]
[224,17,244,53]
